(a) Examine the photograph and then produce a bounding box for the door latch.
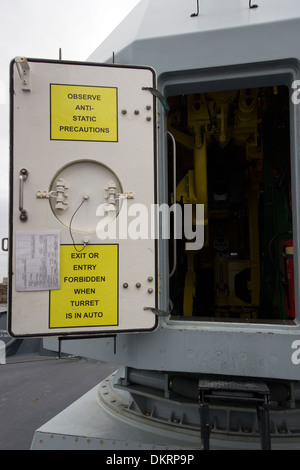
[36,178,69,211]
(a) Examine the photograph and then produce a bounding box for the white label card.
[16,231,60,291]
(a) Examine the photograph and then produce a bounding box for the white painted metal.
[9,59,157,337]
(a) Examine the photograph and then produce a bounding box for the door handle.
[19,168,28,222]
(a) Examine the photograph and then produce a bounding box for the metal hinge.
[15,57,31,91]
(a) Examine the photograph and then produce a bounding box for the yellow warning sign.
[49,244,118,328]
[50,84,118,142]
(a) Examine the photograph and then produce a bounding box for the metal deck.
[0,352,117,450]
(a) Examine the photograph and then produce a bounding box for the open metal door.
[8,58,158,337]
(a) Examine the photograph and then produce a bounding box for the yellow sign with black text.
[49,244,118,328]
[50,84,118,142]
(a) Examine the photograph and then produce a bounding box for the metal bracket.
[249,0,258,8]
[191,0,199,17]
[105,180,117,206]
[142,87,170,114]
[15,57,31,91]
[54,178,69,211]
[36,178,69,211]
[143,307,169,317]
[105,181,135,203]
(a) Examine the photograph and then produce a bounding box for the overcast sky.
[0,0,140,282]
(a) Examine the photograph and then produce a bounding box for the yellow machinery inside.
[168,85,294,321]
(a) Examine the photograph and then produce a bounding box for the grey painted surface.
[43,0,300,381]
[0,354,117,450]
